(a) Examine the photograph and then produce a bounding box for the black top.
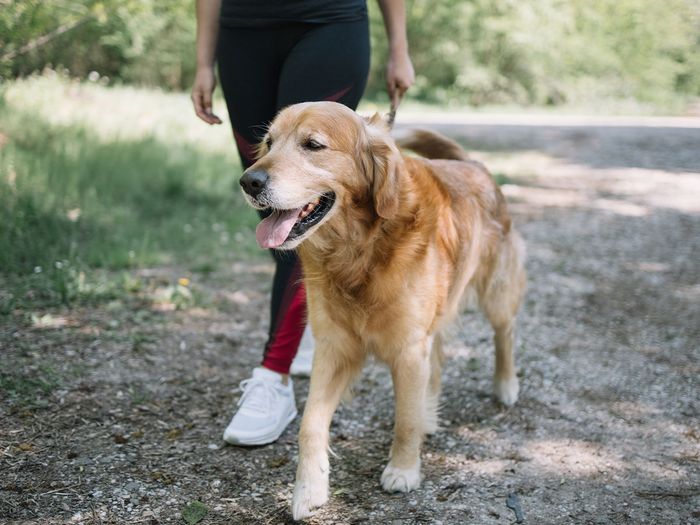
[220,0,367,28]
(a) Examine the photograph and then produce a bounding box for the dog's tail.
[393,128,469,161]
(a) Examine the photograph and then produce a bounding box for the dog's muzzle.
[239,170,269,199]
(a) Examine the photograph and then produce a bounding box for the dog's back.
[395,127,510,228]
[395,127,520,306]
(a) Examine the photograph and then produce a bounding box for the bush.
[368,0,700,107]
[2,0,699,107]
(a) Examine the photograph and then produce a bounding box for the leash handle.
[387,92,403,129]
[387,105,397,129]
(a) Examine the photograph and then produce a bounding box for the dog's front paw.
[380,461,421,493]
[292,469,329,521]
[495,376,519,407]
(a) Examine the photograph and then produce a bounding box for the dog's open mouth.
[255,192,336,249]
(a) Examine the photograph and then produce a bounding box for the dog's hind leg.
[424,334,444,434]
[490,322,519,406]
[480,232,526,407]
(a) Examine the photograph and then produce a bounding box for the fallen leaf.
[166,428,182,440]
[267,456,289,468]
[149,471,175,485]
[31,313,69,328]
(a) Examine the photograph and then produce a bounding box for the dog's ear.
[363,112,391,132]
[362,126,403,219]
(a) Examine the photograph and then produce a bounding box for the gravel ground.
[1,116,699,524]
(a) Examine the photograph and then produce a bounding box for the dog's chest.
[314,276,436,347]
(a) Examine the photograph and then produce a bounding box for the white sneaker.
[223,367,298,446]
[290,324,315,377]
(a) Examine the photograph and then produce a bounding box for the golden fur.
[240,102,526,520]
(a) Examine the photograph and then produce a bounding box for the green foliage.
[1,0,196,89]
[0,76,259,311]
[368,0,700,107]
[2,0,698,107]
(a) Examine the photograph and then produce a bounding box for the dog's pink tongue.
[256,208,302,249]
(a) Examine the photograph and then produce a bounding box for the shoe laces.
[236,377,280,415]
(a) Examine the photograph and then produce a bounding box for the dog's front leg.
[381,337,430,493]
[292,338,361,520]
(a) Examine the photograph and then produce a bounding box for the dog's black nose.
[239,170,269,198]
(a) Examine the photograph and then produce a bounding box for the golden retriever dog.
[238,101,526,520]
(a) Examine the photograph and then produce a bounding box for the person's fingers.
[201,96,222,125]
[194,96,213,124]
[191,90,207,122]
[191,87,221,125]
[387,54,414,112]
[396,73,412,93]
[202,90,214,118]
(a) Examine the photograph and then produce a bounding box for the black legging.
[217,18,370,373]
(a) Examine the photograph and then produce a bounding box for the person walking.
[191,0,414,446]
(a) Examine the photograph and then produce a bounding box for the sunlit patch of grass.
[0,76,262,313]
[3,73,236,152]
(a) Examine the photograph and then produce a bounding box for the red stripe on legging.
[234,129,257,165]
[262,266,307,375]
[324,84,353,102]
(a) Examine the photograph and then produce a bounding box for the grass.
[0,364,60,409]
[0,74,261,312]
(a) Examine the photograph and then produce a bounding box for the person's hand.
[191,66,222,125]
[386,50,414,109]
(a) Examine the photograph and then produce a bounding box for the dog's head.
[239,102,403,250]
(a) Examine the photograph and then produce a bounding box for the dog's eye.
[265,137,273,150]
[303,138,326,151]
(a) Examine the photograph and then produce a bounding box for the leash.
[387,103,398,129]
[387,92,403,130]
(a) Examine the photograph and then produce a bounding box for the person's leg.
[217,26,300,445]
[277,19,370,111]
[217,26,279,169]
[260,249,306,374]
[268,19,371,377]
[217,26,304,377]
[217,19,371,445]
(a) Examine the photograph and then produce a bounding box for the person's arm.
[377,0,415,108]
[191,0,223,125]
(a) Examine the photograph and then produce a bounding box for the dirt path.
[2,116,699,524]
